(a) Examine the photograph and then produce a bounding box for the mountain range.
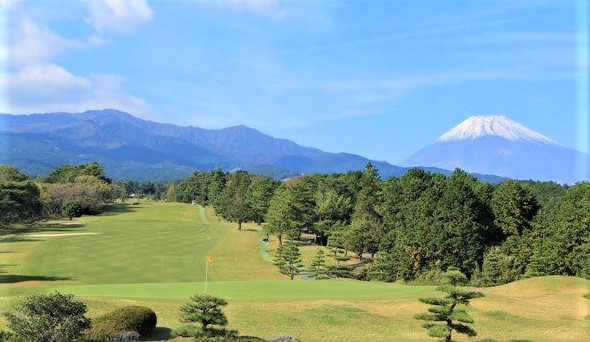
[0,109,472,181]
[402,115,590,184]
[1,110,586,183]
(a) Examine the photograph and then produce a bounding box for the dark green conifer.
[415,268,484,342]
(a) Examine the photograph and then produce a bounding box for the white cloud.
[9,18,83,67]
[3,63,149,115]
[0,0,22,9]
[1,14,150,116]
[194,0,287,20]
[83,0,153,33]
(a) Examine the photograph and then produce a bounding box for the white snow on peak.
[436,115,559,145]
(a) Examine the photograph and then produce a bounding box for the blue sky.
[1,0,588,163]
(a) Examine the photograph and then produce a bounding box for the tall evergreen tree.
[492,180,538,236]
[529,182,590,277]
[314,189,351,246]
[309,249,329,279]
[415,268,484,342]
[265,186,292,245]
[432,170,488,275]
[348,163,383,258]
[207,169,226,215]
[220,170,252,230]
[247,176,279,225]
[273,240,304,280]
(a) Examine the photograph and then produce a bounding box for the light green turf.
[2,202,590,341]
[21,202,219,285]
[53,279,433,301]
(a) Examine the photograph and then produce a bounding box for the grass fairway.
[2,201,590,341]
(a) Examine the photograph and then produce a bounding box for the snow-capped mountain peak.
[436,115,558,145]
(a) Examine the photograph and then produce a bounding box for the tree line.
[0,163,117,225]
[170,164,589,285]
[3,161,588,286]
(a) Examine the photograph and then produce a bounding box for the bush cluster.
[86,305,157,340]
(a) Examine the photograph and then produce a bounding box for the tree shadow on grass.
[478,339,534,342]
[1,222,87,237]
[239,228,258,232]
[100,203,143,216]
[0,264,17,270]
[22,222,86,233]
[0,236,41,243]
[145,327,174,340]
[0,274,72,283]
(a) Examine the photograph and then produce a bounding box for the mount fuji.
[402,115,590,184]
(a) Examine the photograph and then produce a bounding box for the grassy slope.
[1,202,589,341]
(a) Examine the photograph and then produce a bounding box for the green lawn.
[1,201,589,341]
[54,279,434,301]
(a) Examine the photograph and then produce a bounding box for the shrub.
[174,324,203,337]
[3,292,91,342]
[86,305,157,340]
[174,325,238,339]
[61,199,83,220]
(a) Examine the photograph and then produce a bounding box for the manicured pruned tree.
[180,295,228,330]
[415,268,484,342]
[274,240,303,280]
[4,292,91,342]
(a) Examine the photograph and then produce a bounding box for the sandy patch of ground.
[27,232,98,237]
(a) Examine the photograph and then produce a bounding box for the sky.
[0,0,588,164]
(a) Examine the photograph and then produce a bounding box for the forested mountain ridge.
[0,109,503,181]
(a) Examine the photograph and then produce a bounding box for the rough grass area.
[1,201,589,341]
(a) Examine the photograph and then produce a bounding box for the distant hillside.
[0,109,502,181]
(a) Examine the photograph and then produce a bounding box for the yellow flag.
[207,256,213,263]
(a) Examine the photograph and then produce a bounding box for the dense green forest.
[2,162,588,286]
[165,164,589,286]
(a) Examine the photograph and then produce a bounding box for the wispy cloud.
[82,0,153,33]
[0,2,151,116]
[9,18,83,67]
[191,0,287,20]
[5,64,148,114]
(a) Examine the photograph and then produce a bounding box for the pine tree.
[180,294,228,331]
[415,268,484,342]
[309,249,329,279]
[273,240,303,280]
[327,227,351,278]
[220,170,252,230]
[273,243,287,274]
[348,163,383,258]
[478,246,513,286]
[247,176,279,225]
